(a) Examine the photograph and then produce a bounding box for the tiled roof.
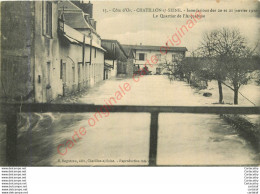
[62,23,106,52]
[122,44,188,52]
[121,45,134,58]
[58,1,98,36]
[63,12,92,29]
[102,39,128,59]
[58,1,82,12]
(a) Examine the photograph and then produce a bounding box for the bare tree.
[199,27,256,104]
[199,29,229,103]
[159,53,185,79]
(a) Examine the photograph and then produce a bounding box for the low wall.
[221,114,260,152]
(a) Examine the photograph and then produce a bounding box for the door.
[46,62,52,102]
[62,62,66,95]
[78,62,81,90]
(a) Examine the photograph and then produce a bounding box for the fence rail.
[1,103,260,166]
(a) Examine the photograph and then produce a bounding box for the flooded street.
[3,75,259,166]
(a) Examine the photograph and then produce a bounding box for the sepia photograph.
[0,0,259,167]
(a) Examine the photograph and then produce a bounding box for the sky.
[92,0,259,54]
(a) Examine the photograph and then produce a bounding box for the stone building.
[1,1,105,102]
[58,1,105,96]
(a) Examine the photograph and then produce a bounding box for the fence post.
[6,112,18,166]
[149,112,159,166]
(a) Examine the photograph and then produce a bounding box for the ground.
[0,75,259,166]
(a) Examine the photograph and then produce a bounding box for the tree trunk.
[234,88,238,105]
[187,73,191,84]
[217,80,223,103]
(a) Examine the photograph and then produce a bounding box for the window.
[139,53,145,61]
[46,2,52,37]
[94,48,97,58]
[172,54,178,62]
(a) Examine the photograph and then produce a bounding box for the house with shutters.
[1,1,105,102]
[58,1,105,96]
[121,44,187,75]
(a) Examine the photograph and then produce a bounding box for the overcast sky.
[92,0,259,54]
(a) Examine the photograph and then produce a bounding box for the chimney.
[140,43,142,46]
[74,1,93,18]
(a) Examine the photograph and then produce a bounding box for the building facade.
[122,44,187,75]
[1,1,105,103]
[58,1,105,96]
[102,39,133,78]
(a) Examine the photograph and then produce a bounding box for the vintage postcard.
[0,0,259,167]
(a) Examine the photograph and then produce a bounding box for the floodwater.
[1,75,259,166]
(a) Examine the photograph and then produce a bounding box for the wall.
[135,50,185,74]
[59,35,104,94]
[1,1,35,101]
[77,29,101,47]
[34,2,104,101]
[91,48,104,85]
[34,1,62,102]
[126,59,134,77]
[104,69,111,80]
[105,60,117,77]
[1,1,105,102]
[73,29,104,87]
[102,40,129,77]
[59,39,82,95]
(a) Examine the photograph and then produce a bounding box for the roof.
[121,45,135,58]
[104,63,113,70]
[102,39,128,57]
[62,12,92,29]
[122,44,188,52]
[58,1,99,37]
[58,1,82,12]
[72,1,93,16]
[101,39,128,60]
[62,23,106,52]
